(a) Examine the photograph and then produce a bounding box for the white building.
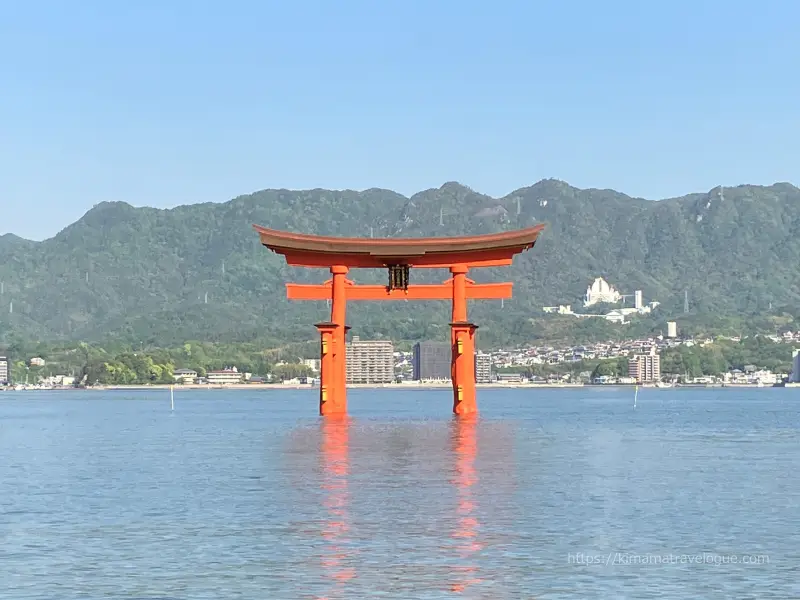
[667,321,678,338]
[207,367,244,385]
[346,337,394,384]
[604,310,627,324]
[634,290,643,310]
[475,353,492,383]
[173,369,198,384]
[302,358,320,372]
[584,277,622,307]
[543,305,573,314]
[791,349,800,383]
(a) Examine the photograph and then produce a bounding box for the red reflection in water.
[449,415,483,593]
[317,416,355,598]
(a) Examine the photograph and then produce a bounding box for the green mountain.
[1,180,799,348]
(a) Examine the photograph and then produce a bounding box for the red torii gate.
[254,224,544,416]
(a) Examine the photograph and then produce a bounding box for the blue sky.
[1,0,798,240]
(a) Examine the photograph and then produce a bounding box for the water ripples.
[1,388,799,598]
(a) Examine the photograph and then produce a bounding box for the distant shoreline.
[96,382,588,391]
[3,382,789,392]
[7,382,584,391]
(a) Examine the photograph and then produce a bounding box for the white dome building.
[584,277,622,307]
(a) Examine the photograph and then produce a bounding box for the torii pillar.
[314,266,351,415]
[450,264,478,415]
[254,224,544,417]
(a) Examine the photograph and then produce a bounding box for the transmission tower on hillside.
[439,207,458,227]
[684,289,690,313]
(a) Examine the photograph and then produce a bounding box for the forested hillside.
[1,179,799,348]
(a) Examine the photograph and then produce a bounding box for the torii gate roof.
[253,224,544,269]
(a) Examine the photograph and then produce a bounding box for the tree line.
[2,339,319,385]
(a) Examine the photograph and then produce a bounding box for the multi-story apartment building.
[0,355,8,385]
[346,337,394,384]
[413,341,451,380]
[475,352,492,383]
[791,349,800,383]
[628,346,661,383]
[412,342,493,384]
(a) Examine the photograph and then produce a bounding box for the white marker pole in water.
[634,384,639,409]
[170,385,175,411]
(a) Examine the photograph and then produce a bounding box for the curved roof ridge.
[254,224,543,247]
[253,224,545,267]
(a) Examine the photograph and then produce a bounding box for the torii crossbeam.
[254,224,544,416]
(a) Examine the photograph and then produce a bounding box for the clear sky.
[1,0,798,240]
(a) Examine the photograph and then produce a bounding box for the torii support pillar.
[330,266,349,415]
[449,264,477,415]
[451,322,478,415]
[315,323,344,416]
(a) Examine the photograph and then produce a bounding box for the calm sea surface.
[1,387,799,599]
